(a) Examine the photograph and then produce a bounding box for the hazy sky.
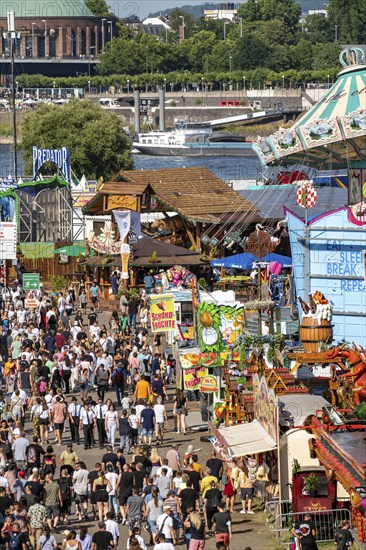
[108,0,213,19]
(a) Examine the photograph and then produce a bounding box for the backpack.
[59,477,71,501]
[9,532,22,550]
[221,472,228,486]
[113,369,124,386]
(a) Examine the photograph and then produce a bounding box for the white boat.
[132,124,255,157]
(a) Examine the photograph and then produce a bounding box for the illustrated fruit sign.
[198,302,245,353]
[199,375,218,393]
[150,294,177,333]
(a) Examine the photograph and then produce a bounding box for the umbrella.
[211,252,292,270]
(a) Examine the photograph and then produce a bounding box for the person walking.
[68,397,82,445]
[146,489,163,545]
[112,362,125,406]
[28,496,48,548]
[105,404,118,451]
[91,522,114,550]
[212,505,232,549]
[105,464,119,518]
[51,396,66,446]
[94,398,108,449]
[154,397,168,446]
[335,519,353,550]
[93,470,112,522]
[173,389,187,435]
[126,488,145,536]
[79,403,95,450]
[44,473,61,531]
[73,462,89,521]
[140,402,155,446]
[117,464,134,525]
[119,410,131,454]
[184,510,205,550]
[156,506,176,546]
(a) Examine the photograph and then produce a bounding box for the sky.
[108,0,211,19]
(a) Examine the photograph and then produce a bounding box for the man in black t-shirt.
[91,522,115,550]
[212,506,232,548]
[117,464,134,524]
[102,447,118,471]
[179,481,199,517]
[88,463,102,520]
[206,451,223,480]
[25,436,45,473]
[292,513,318,550]
[335,520,353,550]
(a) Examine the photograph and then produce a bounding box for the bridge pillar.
[57,27,65,59]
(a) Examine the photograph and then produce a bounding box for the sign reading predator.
[150,293,177,333]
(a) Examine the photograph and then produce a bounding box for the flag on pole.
[113,210,131,241]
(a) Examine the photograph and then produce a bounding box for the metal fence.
[265,500,352,544]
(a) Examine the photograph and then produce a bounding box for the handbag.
[157,515,169,536]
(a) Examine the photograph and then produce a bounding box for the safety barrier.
[265,500,352,544]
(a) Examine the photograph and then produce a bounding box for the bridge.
[207,107,303,127]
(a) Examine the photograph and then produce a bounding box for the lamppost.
[243,76,246,92]
[201,77,204,104]
[88,45,95,77]
[334,25,338,42]
[127,79,130,94]
[238,17,243,38]
[88,80,91,93]
[164,77,166,91]
[101,18,106,50]
[327,74,330,88]
[224,21,229,40]
[229,55,232,75]
[282,75,285,90]
[42,19,47,57]
[31,22,36,58]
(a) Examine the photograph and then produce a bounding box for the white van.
[99,98,120,108]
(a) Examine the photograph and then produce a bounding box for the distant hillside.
[148,0,328,18]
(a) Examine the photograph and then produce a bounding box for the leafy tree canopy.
[238,0,301,32]
[20,100,132,179]
[85,0,110,16]
[327,0,366,43]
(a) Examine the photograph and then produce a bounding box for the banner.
[199,375,218,393]
[150,293,177,333]
[113,210,131,241]
[198,302,245,353]
[183,365,208,391]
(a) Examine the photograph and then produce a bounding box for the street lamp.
[88,80,91,93]
[201,77,204,103]
[101,18,106,49]
[334,25,338,42]
[238,17,243,38]
[42,19,47,57]
[229,55,232,74]
[127,79,130,93]
[243,76,246,91]
[224,21,229,40]
[327,74,330,88]
[282,75,285,90]
[31,23,36,58]
[164,77,166,91]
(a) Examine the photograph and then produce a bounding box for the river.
[0,143,262,181]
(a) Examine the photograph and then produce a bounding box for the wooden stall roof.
[81,237,206,267]
[82,167,260,224]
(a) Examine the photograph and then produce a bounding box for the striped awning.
[253,49,366,168]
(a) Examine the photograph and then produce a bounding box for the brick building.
[0,0,114,59]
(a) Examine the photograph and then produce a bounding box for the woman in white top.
[30,398,43,438]
[105,404,118,450]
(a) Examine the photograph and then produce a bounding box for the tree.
[20,100,133,179]
[312,42,342,70]
[183,31,218,72]
[328,0,366,43]
[238,0,301,33]
[290,39,314,70]
[303,14,334,43]
[85,0,110,16]
[231,36,270,70]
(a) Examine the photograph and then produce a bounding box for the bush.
[49,275,67,293]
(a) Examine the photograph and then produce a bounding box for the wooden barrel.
[300,317,333,353]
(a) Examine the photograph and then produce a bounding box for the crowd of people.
[0,276,319,550]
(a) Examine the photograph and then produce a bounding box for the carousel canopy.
[254,48,366,168]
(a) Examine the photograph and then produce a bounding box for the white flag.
[113,210,130,241]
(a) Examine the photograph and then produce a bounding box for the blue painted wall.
[287,207,366,345]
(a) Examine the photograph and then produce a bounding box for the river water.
[0,143,262,181]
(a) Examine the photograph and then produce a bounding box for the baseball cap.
[163,505,171,510]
